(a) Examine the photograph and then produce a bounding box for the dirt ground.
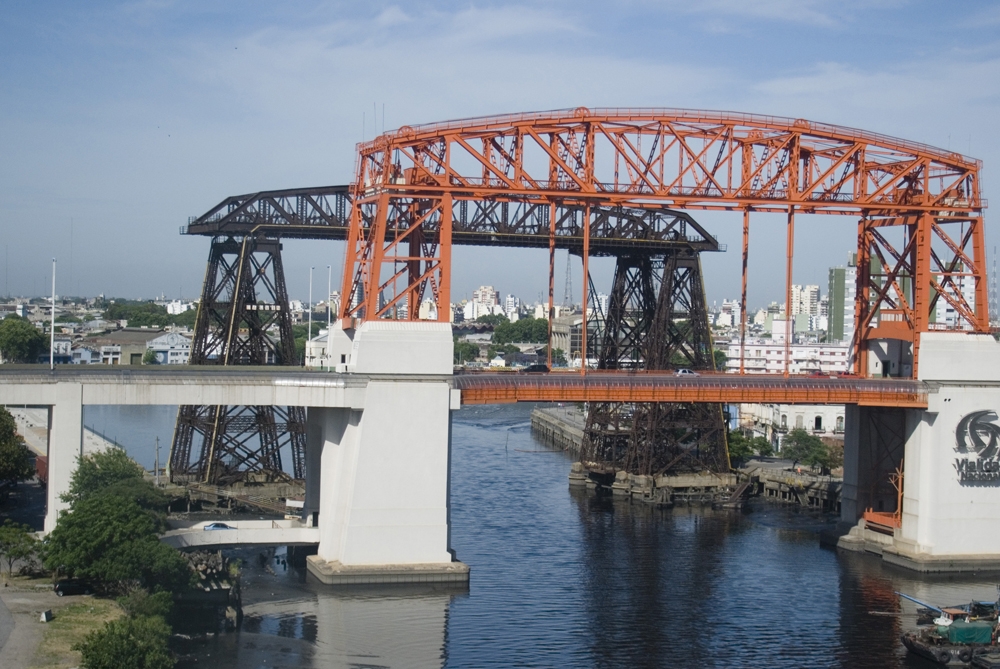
[0,577,121,669]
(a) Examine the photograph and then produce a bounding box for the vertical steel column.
[784,206,795,378]
[739,207,750,375]
[547,201,556,369]
[581,204,591,376]
[439,194,453,321]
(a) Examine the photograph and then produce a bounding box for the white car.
[674,368,700,377]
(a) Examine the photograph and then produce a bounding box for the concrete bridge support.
[839,332,1000,571]
[303,322,468,584]
[44,383,85,532]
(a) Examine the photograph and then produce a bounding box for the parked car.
[54,579,93,597]
[674,368,700,377]
[522,364,550,373]
[203,522,235,531]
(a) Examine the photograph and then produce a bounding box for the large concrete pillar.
[306,320,468,585]
[303,407,325,524]
[44,383,84,533]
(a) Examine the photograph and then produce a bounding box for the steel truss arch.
[341,108,988,377]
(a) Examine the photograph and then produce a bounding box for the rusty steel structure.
[168,235,307,485]
[581,248,730,475]
[454,372,929,409]
[340,108,987,378]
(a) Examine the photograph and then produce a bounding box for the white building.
[790,285,819,317]
[146,332,192,365]
[166,300,194,315]
[724,336,850,375]
[472,286,499,309]
[503,294,520,320]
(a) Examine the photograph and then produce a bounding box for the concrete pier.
[530,405,585,454]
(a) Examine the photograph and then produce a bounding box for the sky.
[1,0,999,309]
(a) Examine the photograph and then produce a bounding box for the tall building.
[828,254,857,343]
[790,285,819,316]
[473,286,499,308]
[504,294,520,320]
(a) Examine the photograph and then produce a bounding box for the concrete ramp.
[161,520,319,550]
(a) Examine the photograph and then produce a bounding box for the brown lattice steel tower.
[581,250,730,476]
[168,235,306,484]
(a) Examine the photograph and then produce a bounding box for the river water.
[92,403,998,668]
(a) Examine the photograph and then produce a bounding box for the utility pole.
[307,267,314,367]
[327,265,332,369]
[50,258,56,370]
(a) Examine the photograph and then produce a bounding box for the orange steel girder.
[339,108,986,378]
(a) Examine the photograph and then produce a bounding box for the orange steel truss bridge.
[337,108,987,379]
[175,107,984,482]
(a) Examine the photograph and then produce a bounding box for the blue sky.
[2,0,999,308]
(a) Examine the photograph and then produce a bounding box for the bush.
[75,615,173,669]
[782,428,838,470]
[118,589,173,620]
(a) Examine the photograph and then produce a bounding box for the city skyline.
[2,2,999,307]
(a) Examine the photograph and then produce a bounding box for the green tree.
[727,431,754,462]
[752,436,774,458]
[62,447,147,506]
[55,313,81,324]
[292,322,324,364]
[713,348,728,371]
[492,318,549,345]
[0,521,37,578]
[75,615,174,669]
[0,408,34,485]
[781,428,836,469]
[44,493,191,594]
[454,339,480,365]
[0,316,46,363]
[487,343,520,360]
[142,349,158,365]
[475,313,508,326]
[117,589,173,620]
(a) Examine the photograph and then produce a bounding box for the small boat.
[897,591,1000,666]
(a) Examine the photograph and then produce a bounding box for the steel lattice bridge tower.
[173,108,987,484]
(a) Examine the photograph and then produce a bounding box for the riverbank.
[0,577,119,669]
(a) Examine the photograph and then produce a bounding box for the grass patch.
[30,597,123,669]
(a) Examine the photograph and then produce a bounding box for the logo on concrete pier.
[955,411,1000,483]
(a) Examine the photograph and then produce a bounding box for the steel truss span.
[169,235,306,485]
[341,107,987,377]
[582,250,729,476]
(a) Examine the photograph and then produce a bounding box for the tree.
[549,348,567,366]
[781,428,836,469]
[0,316,46,363]
[492,318,548,345]
[475,313,508,326]
[75,615,174,669]
[454,339,480,365]
[0,408,33,485]
[142,349,158,365]
[487,343,520,360]
[713,348,728,371]
[0,521,37,578]
[62,447,147,506]
[727,431,754,462]
[752,436,774,458]
[117,589,173,620]
[44,493,191,594]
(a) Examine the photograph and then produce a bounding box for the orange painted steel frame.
[340,108,986,379]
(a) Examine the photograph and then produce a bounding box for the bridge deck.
[453,372,928,408]
[0,367,928,408]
